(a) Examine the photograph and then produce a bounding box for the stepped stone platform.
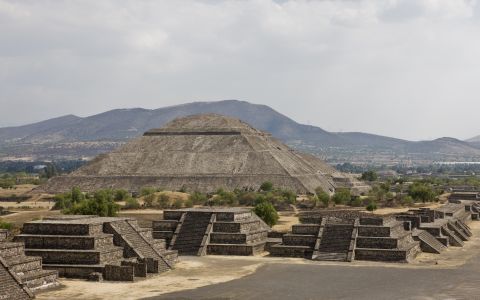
[152,208,269,256]
[14,215,177,281]
[354,217,421,262]
[0,256,34,300]
[396,203,475,249]
[0,240,59,294]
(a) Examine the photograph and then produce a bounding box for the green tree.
[71,187,84,203]
[253,202,279,227]
[408,182,437,203]
[332,188,351,205]
[260,181,273,192]
[315,187,330,207]
[366,200,377,212]
[114,189,129,201]
[361,170,378,182]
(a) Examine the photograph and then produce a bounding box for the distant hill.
[1,100,480,164]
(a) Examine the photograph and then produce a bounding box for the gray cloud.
[0,0,479,141]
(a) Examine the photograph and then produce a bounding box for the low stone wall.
[25,247,123,265]
[104,265,134,281]
[152,220,179,231]
[355,248,409,262]
[358,225,399,237]
[292,225,320,235]
[163,211,183,221]
[207,242,265,256]
[22,223,103,236]
[15,235,113,250]
[356,237,399,249]
[213,220,260,233]
[121,260,147,277]
[282,234,316,247]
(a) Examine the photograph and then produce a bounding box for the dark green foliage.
[65,189,120,217]
[114,189,129,201]
[253,202,279,227]
[361,170,378,182]
[315,187,330,207]
[54,188,120,217]
[366,200,377,212]
[408,182,437,203]
[260,181,273,192]
[189,191,208,205]
[0,220,13,230]
[332,188,351,205]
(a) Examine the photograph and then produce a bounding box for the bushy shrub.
[114,189,129,201]
[124,197,141,209]
[366,201,377,212]
[63,189,120,217]
[0,219,13,230]
[253,202,279,227]
[315,187,330,207]
[260,181,273,192]
[332,188,351,205]
[143,194,156,208]
[189,191,208,205]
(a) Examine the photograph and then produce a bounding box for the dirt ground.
[0,184,54,210]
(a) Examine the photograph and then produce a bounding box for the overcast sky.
[1,0,480,141]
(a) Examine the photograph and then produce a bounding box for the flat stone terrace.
[15,215,177,281]
[153,208,269,256]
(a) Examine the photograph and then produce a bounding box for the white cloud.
[0,0,479,140]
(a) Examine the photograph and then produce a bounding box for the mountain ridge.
[1,100,479,164]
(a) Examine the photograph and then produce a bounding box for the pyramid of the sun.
[42,114,339,194]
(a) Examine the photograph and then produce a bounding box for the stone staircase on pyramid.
[153,208,269,256]
[0,241,58,293]
[15,215,177,281]
[314,219,356,262]
[105,219,177,272]
[0,257,33,300]
[411,229,446,254]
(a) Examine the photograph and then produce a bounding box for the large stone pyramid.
[42,114,340,194]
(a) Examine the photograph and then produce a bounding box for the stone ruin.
[0,229,58,300]
[270,202,477,263]
[13,215,177,281]
[152,208,270,256]
[40,114,366,195]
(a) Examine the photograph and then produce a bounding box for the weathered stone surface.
[16,216,176,281]
[39,114,360,194]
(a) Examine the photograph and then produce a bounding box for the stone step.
[25,247,124,265]
[4,256,42,274]
[355,242,421,262]
[0,243,25,258]
[412,229,446,254]
[19,269,58,292]
[314,252,348,262]
[14,234,114,250]
[207,241,266,256]
[269,244,313,258]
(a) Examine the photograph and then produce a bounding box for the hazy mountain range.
[1,100,480,165]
